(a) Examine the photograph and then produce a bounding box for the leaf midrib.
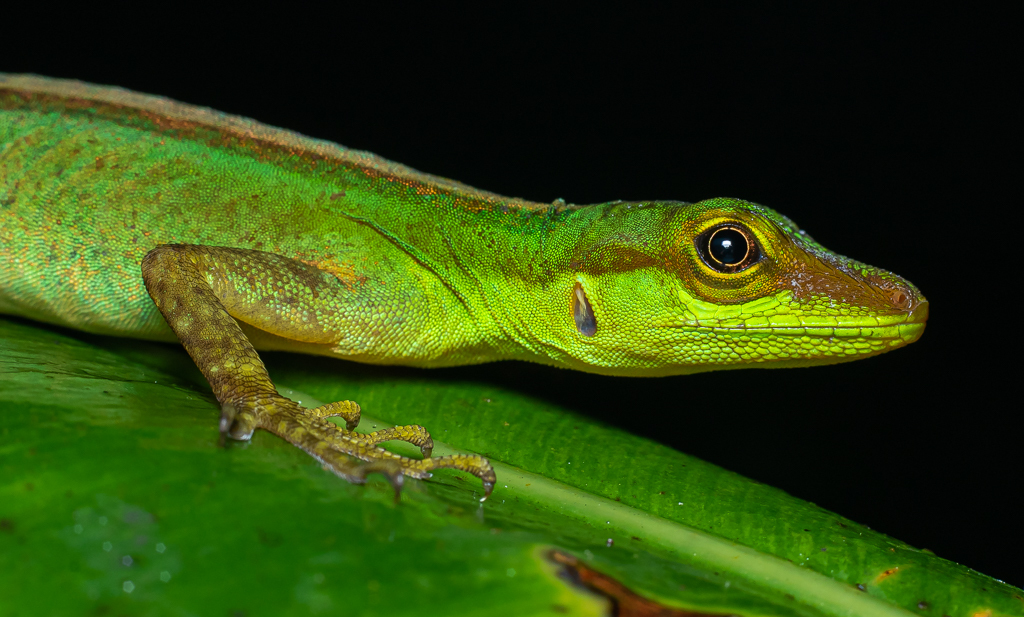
[279,385,914,617]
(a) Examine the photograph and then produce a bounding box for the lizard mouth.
[700,320,926,346]
[657,301,928,344]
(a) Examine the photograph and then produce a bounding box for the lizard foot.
[221,395,495,501]
[307,400,434,457]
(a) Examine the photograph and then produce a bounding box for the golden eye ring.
[696,225,760,273]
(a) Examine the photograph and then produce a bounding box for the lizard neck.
[459,201,641,369]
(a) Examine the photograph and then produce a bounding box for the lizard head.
[561,197,928,376]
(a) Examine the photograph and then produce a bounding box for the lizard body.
[0,74,927,497]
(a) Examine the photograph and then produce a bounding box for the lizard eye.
[696,225,760,273]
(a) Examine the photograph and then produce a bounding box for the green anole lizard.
[0,74,928,500]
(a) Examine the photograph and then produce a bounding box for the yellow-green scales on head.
[0,74,927,496]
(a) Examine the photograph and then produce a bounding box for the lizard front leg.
[141,244,495,500]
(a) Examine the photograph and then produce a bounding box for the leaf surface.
[1,317,1019,616]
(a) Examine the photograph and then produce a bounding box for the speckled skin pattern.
[0,75,927,495]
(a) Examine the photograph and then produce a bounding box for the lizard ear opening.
[573,283,597,337]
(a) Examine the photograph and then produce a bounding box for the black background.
[6,6,1019,587]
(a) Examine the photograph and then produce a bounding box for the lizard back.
[0,74,555,362]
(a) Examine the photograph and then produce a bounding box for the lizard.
[0,74,928,500]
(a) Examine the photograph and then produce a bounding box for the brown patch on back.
[548,550,740,617]
[298,258,368,291]
[0,74,554,215]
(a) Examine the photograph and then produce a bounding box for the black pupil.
[708,228,747,265]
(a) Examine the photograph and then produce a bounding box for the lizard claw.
[219,402,255,443]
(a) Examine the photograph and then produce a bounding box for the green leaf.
[1,317,1019,616]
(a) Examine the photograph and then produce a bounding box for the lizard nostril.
[889,289,910,309]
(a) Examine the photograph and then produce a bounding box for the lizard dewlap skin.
[0,74,928,497]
